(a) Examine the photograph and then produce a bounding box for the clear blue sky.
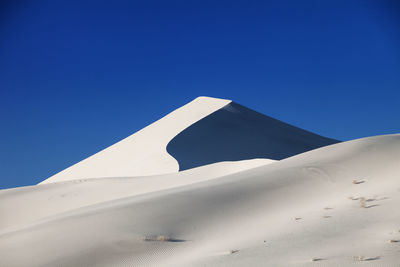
[0,0,399,189]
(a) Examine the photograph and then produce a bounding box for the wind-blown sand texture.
[1,97,399,266]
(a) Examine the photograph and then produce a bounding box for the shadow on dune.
[167,102,340,171]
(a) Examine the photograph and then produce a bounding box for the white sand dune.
[41,96,337,184]
[1,97,399,267]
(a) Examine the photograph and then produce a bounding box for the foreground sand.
[1,134,400,266]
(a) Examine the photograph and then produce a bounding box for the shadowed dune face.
[167,102,340,171]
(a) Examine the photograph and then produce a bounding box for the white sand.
[40,97,231,184]
[0,158,274,231]
[1,97,399,267]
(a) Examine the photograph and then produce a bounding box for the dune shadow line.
[167,102,340,171]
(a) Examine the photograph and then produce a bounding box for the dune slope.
[1,134,399,266]
[0,159,274,230]
[40,97,231,184]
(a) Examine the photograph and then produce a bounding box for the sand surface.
[1,97,399,266]
[41,97,231,184]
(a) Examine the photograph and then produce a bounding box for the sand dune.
[41,97,337,184]
[1,97,399,266]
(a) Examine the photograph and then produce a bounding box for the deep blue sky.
[0,0,399,189]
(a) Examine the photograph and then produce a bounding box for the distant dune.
[41,96,338,184]
[1,97,399,267]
